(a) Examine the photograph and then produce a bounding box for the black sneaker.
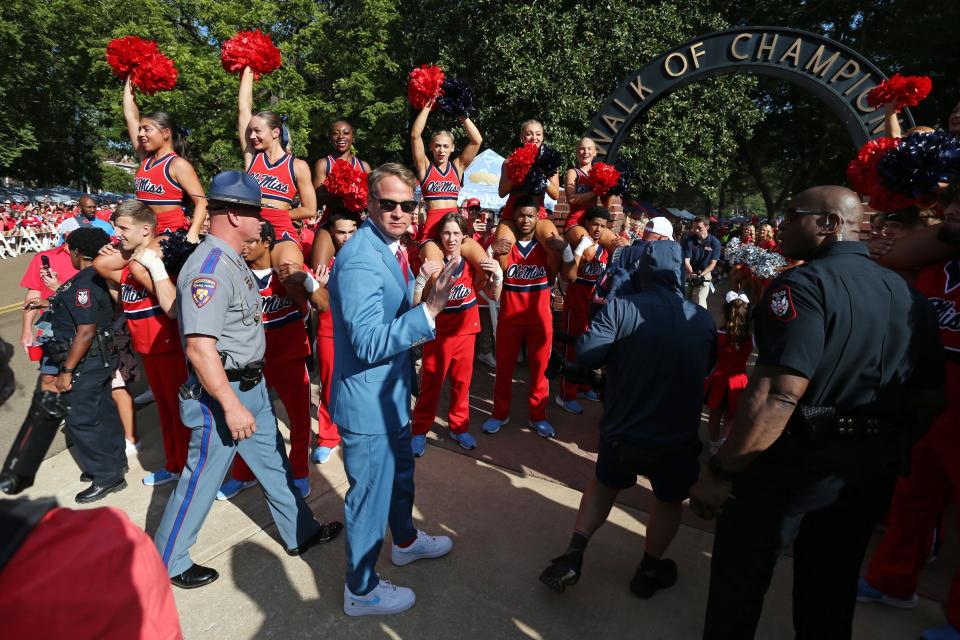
[630,558,677,599]
[539,551,583,592]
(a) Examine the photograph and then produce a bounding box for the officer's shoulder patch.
[768,285,796,322]
[75,288,91,308]
[191,276,218,308]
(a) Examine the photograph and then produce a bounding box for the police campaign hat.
[207,171,262,209]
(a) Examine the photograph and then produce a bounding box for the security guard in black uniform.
[690,186,946,639]
[34,228,125,504]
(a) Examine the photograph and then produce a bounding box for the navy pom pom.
[437,77,477,118]
[608,159,636,198]
[534,144,562,178]
[159,230,201,277]
[523,168,548,195]
[877,130,960,198]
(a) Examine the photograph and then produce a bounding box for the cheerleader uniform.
[702,330,752,415]
[417,160,462,245]
[560,245,607,400]
[135,153,189,233]
[412,259,480,436]
[246,151,301,245]
[562,167,595,232]
[231,267,313,481]
[119,267,190,473]
[316,256,340,450]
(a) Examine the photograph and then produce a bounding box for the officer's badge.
[769,286,796,321]
[75,288,90,308]
[191,277,218,308]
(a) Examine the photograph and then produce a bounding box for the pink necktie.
[395,248,409,284]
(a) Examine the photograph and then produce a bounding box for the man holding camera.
[683,217,721,309]
[539,239,716,599]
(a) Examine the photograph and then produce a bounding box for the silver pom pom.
[724,238,786,279]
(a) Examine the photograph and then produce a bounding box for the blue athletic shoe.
[920,624,960,640]
[482,417,509,434]
[294,477,311,499]
[310,446,334,465]
[555,394,584,415]
[855,576,919,608]
[142,469,179,487]
[530,420,556,438]
[451,431,477,450]
[411,434,427,457]
[578,390,601,402]
[216,478,259,501]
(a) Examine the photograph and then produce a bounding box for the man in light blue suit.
[330,163,460,616]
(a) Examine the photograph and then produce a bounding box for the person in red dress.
[483,196,561,438]
[123,77,207,240]
[410,212,502,455]
[310,210,361,465]
[237,66,317,271]
[93,200,191,487]
[218,221,331,500]
[703,291,753,453]
[556,206,610,414]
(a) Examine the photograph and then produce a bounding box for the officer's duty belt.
[787,404,901,438]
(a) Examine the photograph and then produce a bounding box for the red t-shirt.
[20,246,79,299]
[436,259,480,336]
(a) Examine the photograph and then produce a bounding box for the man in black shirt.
[690,186,946,639]
[34,228,124,503]
[682,217,721,309]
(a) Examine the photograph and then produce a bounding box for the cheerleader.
[562,137,623,254]
[237,66,317,268]
[410,98,486,271]
[123,77,207,241]
[740,224,756,244]
[410,212,502,456]
[757,224,777,250]
[310,119,371,271]
[703,292,752,453]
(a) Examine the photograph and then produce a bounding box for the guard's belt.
[787,404,902,438]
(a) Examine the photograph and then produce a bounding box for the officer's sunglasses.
[373,195,418,214]
[783,207,835,223]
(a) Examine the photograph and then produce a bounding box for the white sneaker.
[391,529,453,566]
[125,439,141,455]
[343,580,415,616]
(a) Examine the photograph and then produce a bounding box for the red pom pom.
[106,36,158,78]
[407,65,445,110]
[324,160,368,213]
[130,52,178,95]
[869,186,915,213]
[867,73,933,111]
[846,136,900,195]
[221,30,282,79]
[505,143,539,184]
[584,162,621,197]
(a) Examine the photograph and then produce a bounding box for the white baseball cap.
[644,216,673,238]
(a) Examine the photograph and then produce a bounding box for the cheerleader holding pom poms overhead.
[122,77,207,242]
[237,66,316,268]
[410,94,488,275]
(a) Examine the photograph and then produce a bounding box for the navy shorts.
[595,436,701,503]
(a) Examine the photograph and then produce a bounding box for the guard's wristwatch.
[60,367,75,374]
[707,454,736,481]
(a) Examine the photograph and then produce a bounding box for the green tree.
[98,162,134,193]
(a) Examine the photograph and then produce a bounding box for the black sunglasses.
[373,196,418,214]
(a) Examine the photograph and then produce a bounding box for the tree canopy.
[2,0,957,216]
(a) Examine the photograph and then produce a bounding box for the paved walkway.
[6,365,952,639]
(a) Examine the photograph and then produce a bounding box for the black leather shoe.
[539,551,583,592]
[75,479,127,504]
[286,521,344,556]
[170,564,219,589]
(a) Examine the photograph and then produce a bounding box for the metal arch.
[587,26,915,162]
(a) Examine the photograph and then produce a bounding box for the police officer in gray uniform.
[152,171,342,589]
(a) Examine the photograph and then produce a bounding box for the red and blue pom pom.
[324,159,369,213]
[877,130,960,199]
[866,74,933,111]
[221,30,282,79]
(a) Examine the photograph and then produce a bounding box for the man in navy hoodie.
[539,240,717,598]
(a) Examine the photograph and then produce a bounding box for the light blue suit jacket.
[328,219,434,434]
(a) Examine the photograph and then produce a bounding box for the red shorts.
[154,208,189,234]
[261,208,300,246]
[417,207,459,246]
[500,194,548,221]
[562,207,589,232]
